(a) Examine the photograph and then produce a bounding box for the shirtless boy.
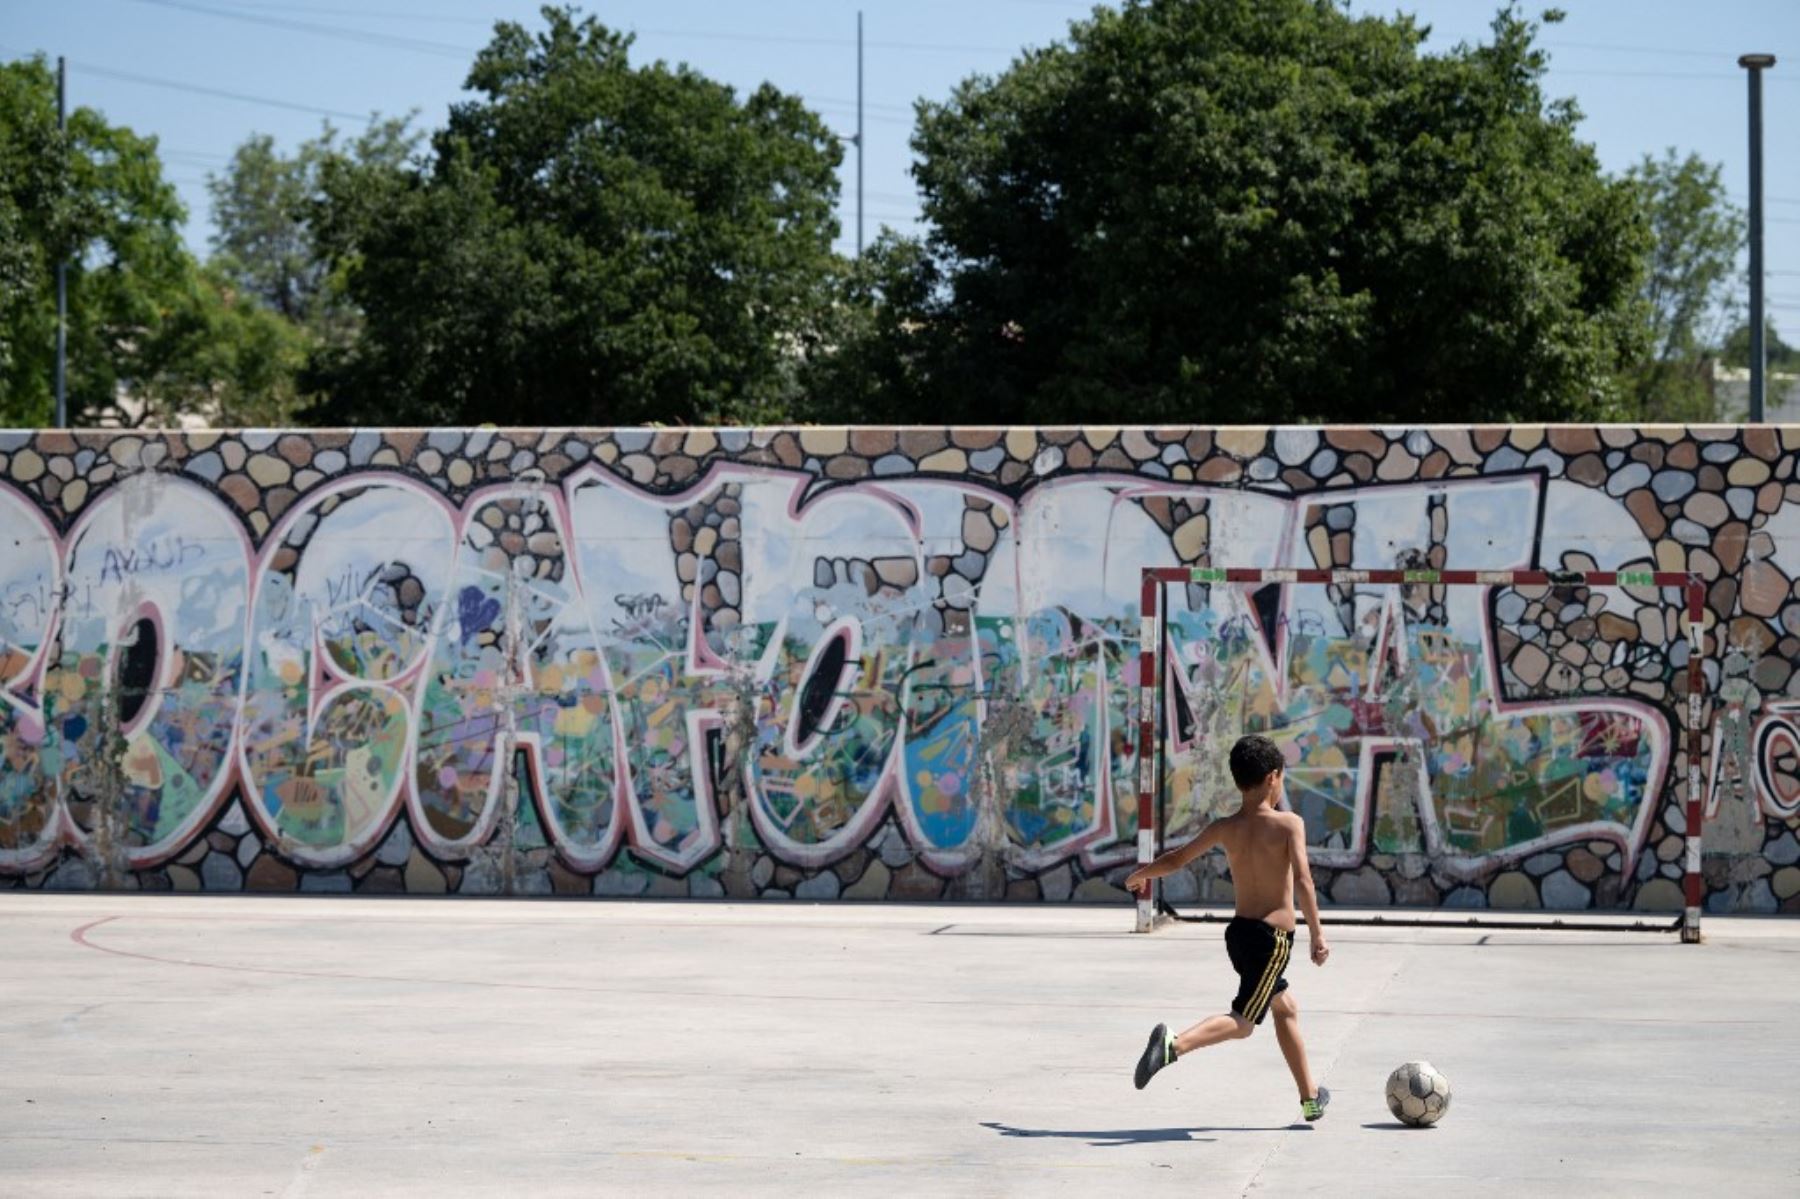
[1123,734,1332,1121]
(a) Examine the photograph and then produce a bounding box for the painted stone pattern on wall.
[0,425,1796,914]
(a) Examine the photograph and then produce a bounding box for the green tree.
[207,120,415,331]
[304,6,844,426]
[1619,149,1743,420]
[0,55,204,426]
[823,1,1648,426]
[1722,318,1798,372]
[202,120,416,423]
[136,264,315,427]
[0,59,64,420]
[794,235,939,424]
[209,133,325,325]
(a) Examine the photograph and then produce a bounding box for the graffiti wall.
[0,425,1796,914]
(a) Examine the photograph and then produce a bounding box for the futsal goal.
[1134,566,1707,943]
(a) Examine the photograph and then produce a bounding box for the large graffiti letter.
[50,478,249,868]
[412,486,631,869]
[0,483,67,873]
[563,466,732,873]
[738,476,925,867]
[240,479,454,867]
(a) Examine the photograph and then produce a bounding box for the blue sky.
[5,0,1797,342]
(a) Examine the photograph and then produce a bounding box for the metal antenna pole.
[1740,53,1776,422]
[55,55,68,430]
[856,10,864,255]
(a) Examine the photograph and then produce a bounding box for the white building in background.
[103,393,218,430]
[1712,362,1800,423]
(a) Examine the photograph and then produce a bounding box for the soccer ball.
[1385,1061,1452,1127]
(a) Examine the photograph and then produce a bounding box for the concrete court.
[2,895,1797,1198]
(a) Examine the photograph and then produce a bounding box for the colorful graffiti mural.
[1,426,1797,913]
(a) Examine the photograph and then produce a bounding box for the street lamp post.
[1739,53,1776,423]
[55,56,67,430]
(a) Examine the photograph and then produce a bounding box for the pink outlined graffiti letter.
[240,477,456,869]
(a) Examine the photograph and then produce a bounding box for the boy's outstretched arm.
[1289,816,1330,964]
[1124,823,1221,897]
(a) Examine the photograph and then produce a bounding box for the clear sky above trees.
[5,0,1795,343]
[2,2,1795,427]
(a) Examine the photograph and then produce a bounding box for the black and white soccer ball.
[1385,1061,1451,1127]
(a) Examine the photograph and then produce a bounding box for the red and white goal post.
[1134,566,1707,942]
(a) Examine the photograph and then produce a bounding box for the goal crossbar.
[1134,567,1707,942]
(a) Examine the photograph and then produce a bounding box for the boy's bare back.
[1125,732,1327,964]
[1212,806,1307,932]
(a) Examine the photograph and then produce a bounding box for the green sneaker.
[1301,1086,1331,1122]
[1133,1023,1175,1090]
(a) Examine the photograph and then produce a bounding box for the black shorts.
[1225,916,1294,1025]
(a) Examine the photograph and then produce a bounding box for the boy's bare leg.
[1269,990,1316,1099]
[1136,1010,1253,1089]
[1173,1012,1252,1055]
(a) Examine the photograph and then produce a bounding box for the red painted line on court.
[69,915,121,946]
[67,913,1150,1007]
[63,915,1776,1024]
[70,914,605,994]
[58,908,1051,933]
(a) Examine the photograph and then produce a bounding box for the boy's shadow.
[980,1120,1306,1147]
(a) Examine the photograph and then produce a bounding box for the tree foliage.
[0,55,313,427]
[5,6,1755,431]
[1619,149,1743,420]
[0,59,63,418]
[209,133,331,326]
[303,6,845,426]
[202,120,417,423]
[817,0,1650,426]
[1723,318,1799,373]
[207,121,414,331]
[2,56,206,425]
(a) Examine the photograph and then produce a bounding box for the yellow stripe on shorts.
[1245,929,1292,1022]
[1248,931,1291,1020]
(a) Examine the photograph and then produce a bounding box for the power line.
[203,0,1084,13]
[805,94,914,117]
[120,0,1020,57]
[812,107,910,128]
[1554,67,1795,83]
[160,1,500,25]
[127,0,471,58]
[81,1,1800,92]
[1544,39,1790,62]
[146,4,1795,64]
[0,49,378,122]
[109,2,926,126]
[14,53,911,137]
